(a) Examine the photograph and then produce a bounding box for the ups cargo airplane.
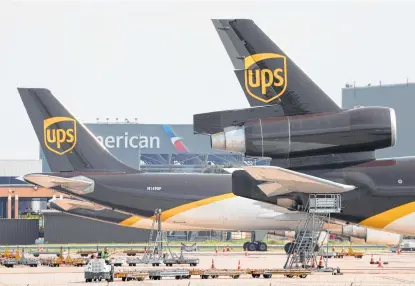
[19,19,415,252]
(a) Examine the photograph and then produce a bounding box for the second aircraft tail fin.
[213,19,340,116]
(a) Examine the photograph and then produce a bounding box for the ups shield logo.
[244,53,287,103]
[44,117,77,155]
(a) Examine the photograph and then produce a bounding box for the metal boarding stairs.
[284,194,342,270]
[141,209,179,264]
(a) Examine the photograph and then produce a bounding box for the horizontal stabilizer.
[49,198,107,212]
[243,166,355,195]
[23,174,95,195]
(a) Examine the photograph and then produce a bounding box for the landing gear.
[284,242,320,254]
[243,241,268,252]
[258,242,267,251]
[284,242,295,254]
[243,242,250,250]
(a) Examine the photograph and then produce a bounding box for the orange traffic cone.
[370,254,375,264]
[311,256,316,268]
[237,260,241,270]
[377,257,383,267]
[215,247,218,256]
[318,256,324,269]
[227,246,230,252]
[211,258,215,269]
[397,246,401,255]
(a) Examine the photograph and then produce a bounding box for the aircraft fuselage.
[35,155,415,236]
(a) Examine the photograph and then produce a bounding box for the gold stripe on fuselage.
[119,193,236,227]
[119,215,142,227]
[359,201,415,229]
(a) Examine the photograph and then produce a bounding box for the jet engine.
[333,225,402,245]
[270,230,295,239]
[210,107,396,158]
[281,225,401,254]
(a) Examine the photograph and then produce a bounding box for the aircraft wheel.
[243,242,250,250]
[284,242,295,254]
[257,242,268,252]
[247,242,257,252]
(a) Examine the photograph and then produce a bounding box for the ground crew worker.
[102,247,110,265]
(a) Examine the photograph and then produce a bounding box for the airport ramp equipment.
[246,268,311,279]
[114,270,147,281]
[140,208,197,266]
[84,259,114,283]
[180,242,199,252]
[126,257,142,266]
[148,269,190,280]
[18,256,39,267]
[163,251,199,266]
[111,257,124,267]
[284,194,342,270]
[1,258,17,268]
[190,269,244,279]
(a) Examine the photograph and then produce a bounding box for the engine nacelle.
[211,107,396,158]
[270,230,295,239]
[338,225,402,245]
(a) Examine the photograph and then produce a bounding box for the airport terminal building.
[342,82,415,159]
[41,123,270,172]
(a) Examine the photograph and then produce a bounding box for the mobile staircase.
[284,194,342,271]
[139,209,199,267]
